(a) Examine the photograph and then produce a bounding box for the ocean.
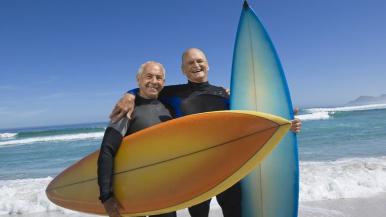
[1,104,386,217]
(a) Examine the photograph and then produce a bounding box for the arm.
[97,118,129,216]
[97,127,123,202]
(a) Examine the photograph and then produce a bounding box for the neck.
[188,79,208,84]
[138,91,157,99]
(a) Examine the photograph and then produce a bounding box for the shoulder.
[160,84,187,96]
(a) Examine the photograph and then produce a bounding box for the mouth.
[146,85,160,92]
[192,69,203,74]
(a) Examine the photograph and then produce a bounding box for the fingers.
[110,108,126,123]
[104,197,123,217]
[290,118,302,133]
[115,198,124,210]
[225,88,231,95]
[110,94,136,123]
[110,102,130,123]
[109,106,120,120]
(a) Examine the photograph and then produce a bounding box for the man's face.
[181,49,209,83]
[137,63,165,99]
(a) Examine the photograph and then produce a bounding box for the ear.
[181,65,187,76]
[136,75,140,85]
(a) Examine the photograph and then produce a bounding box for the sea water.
[0,104,386,216]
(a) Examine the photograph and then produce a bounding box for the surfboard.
[46,110,290,216]
[230,1,299,217]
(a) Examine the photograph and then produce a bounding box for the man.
[97,61,176,217]
[110,48,302,217]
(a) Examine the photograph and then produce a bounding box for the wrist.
[99,192,113,203]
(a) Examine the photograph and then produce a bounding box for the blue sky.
[1,0,385,129]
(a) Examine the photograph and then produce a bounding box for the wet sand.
[1,193,385,217]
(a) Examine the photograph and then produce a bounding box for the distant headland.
[346,94,386,106]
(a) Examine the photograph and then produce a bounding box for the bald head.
[181,48,209,83]
[182,48,207,63]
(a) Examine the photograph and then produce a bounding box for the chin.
[149,93,159,98]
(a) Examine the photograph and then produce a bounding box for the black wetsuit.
[156,81,242,217]
[97,95,175,217]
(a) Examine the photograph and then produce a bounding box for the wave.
[0,132,104,147]
[296,111,330,121]
[0,177,99,216]
[305,103,386,113]
[0,176,218,216]
[0,133,17,139]
[297,103,386,121]
[300,156,386,201]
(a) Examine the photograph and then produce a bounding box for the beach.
[1,104,386,216]
[2,194,386,217]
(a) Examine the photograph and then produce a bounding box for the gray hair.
[136,61,166,79]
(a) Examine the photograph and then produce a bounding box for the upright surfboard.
[230,1,299,217]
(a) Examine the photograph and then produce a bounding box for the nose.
[192,61,200,68]
[150,76,158,83]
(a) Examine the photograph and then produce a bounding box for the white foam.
[0,133,17,139]
[297,103,386,121]
[305,103,386,113]
[0,177,215,216]
[0,132,104,147]
[296,111,331,121]
[300,157,386,201]
[2,157,386,215]
[0,177,74,215]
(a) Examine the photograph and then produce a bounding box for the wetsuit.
[156,81,242,217]
[97,95,176,217]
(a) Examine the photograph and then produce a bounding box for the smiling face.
[137,62,165,99]
[181,48,209,83]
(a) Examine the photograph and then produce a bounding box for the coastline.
[1,193,385,217]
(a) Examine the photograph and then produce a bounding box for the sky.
[1,0,385,129]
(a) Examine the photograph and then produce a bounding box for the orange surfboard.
[46,110,290,216]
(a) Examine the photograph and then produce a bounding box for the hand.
[290,107,301,133]
[109,93,136,123]
[103,196,123,217]
[225,88,230,95]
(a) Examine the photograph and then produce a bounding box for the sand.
[1,193,385,217]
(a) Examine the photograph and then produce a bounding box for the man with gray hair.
[97,61,176,217]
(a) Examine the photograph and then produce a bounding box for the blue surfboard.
[230,1,299,217]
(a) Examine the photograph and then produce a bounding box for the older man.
[97,61,176,217]
[109,48,301,217]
